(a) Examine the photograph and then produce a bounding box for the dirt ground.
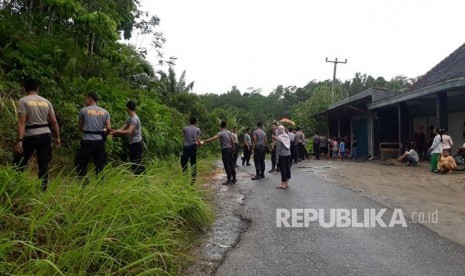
[310,158,465,247]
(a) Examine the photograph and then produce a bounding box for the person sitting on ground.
[398,144,419,166]
[437,151,457,174]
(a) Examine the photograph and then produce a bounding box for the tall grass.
[0,158,215,275]
[0,84,21,164]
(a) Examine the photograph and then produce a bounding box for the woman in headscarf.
[275,125,291,189]
[429,128,443,173]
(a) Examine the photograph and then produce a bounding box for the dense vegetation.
[197,73,413,135]
[0,0,414,274]
[0,1,413,162]
[0,1,215,274]
[0,159,216,275]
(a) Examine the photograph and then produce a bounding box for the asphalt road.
[214,160,465,276]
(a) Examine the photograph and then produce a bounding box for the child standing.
[332,138,339,160]
[339,139,345,160]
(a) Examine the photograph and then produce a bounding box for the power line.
[325,57,347,101]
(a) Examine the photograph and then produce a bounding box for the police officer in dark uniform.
[202,121,237,185]
[14,79,61,190]
[76,92,111,177]
[181,116,201,184]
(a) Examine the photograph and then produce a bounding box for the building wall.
[412,111,464,148]
[448,111,465,148]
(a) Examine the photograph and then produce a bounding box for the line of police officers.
[14,79,144,190]
[16,79,298,190]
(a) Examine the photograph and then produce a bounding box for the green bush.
[0,160,214,275]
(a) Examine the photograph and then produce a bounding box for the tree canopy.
[0,0,413,163]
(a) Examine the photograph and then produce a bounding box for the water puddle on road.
[295,161,336,178]
[184,168,251,275]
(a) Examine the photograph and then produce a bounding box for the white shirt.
[405,149,419,162]
[430,134,443,154]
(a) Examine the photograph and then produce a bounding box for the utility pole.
[326,57,347,101]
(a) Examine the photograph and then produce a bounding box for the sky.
[129,0,465,95]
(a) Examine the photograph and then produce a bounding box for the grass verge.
[0,157,217,275]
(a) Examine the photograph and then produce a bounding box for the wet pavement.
[183,163,252,275]
[186,159,465,276]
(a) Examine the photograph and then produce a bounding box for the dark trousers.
[253,145,266,177]
[181,144,197,181]
[243,145,252,165]
[271,147,277,169]
[298,143,306,160]
[288,155,293,167]
[233,143,239,165]
[129,141,145,175]
[222,148,236,181]
[278,156,291,182]
[313,144,320,160]
[75,140,107,177]
[291,141,298,163]
[14,133,52,189]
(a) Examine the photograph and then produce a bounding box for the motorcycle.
[453,147,465,171]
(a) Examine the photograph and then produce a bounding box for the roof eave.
[368,77,465,110]
[327,88,374,111]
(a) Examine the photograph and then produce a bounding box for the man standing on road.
[180,116,201,184]
[288,127,296,166]
[290,128,298,163]
[351,132,358,160]
[14,79,61,191]
[76,92,111,178]
[295,127,305,161]
[231,126,239,168]
[412,126,426,160]
[269,123,278,172]
[242,127,252,166]
[111,101,145,175]
[319,134,328,159]
[203,121,237,185]
[312,132,320,160]
[252,121,267,180]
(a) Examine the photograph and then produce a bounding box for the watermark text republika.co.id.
[276,208,439,228]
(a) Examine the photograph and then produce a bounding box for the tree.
[156,67,194,100]
[292,85,332,135]
[386,75,411,90]
[348,72,367,96]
